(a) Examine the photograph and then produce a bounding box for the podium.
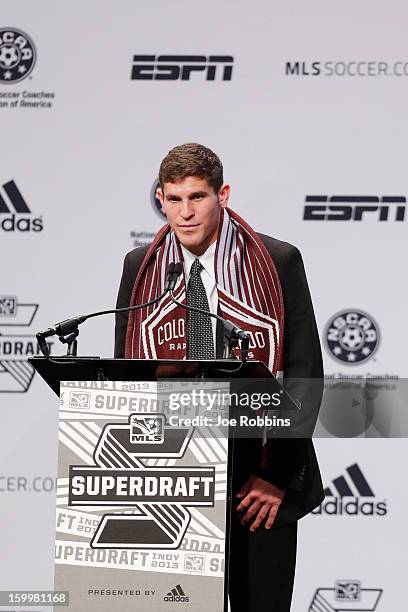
[30,357,274,612]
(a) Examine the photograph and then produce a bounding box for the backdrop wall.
[1,2,406,610]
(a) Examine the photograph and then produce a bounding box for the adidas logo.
[312,463,388,517]
[164,584,189,603]
[0,180,43,232]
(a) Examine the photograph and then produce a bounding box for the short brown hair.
[159,143,224,193]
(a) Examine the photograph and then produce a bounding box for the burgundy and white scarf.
[125,208,284,374]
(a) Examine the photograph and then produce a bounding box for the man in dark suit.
[115,143,324,612]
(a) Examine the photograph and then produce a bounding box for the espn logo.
[131,55,233,81]
[304,195,406,222]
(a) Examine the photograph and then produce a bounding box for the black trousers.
[228,506,297,612]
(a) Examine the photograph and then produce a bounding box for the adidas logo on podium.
[312,463,388,517]
[0,180,43,232]
[164,584,189,603]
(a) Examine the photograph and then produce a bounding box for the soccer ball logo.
[0,28,36,84]
[138,417,162,435]
[340,325,364,351]
[325,310,379,364]
[0,45,19,68]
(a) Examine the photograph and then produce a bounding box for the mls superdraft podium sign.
[54,381,228,611]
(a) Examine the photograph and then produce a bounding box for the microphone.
[166,262,182,291]
[168,264,249,361]
[36,315,87,341]
[36,264,179,358]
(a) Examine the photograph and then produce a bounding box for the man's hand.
[236,475,285,532]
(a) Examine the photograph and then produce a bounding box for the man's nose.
[180,200,194,218]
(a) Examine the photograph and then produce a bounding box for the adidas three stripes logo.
[0,180,30,213]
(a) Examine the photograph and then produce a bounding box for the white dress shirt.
[180,241,218,349]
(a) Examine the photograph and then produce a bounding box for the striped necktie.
[186,258,215,359]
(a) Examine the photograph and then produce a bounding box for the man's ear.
[218,184,230,208]
[156,186,164,206]
[156,187,167,217]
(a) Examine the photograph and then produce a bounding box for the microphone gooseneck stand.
[35,262,249,364]
[35,265,181,362]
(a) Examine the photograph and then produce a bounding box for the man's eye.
[192,195,204,201]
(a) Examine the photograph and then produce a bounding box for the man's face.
[157,176,230,256]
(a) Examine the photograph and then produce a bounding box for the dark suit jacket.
[114,232,324,527]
